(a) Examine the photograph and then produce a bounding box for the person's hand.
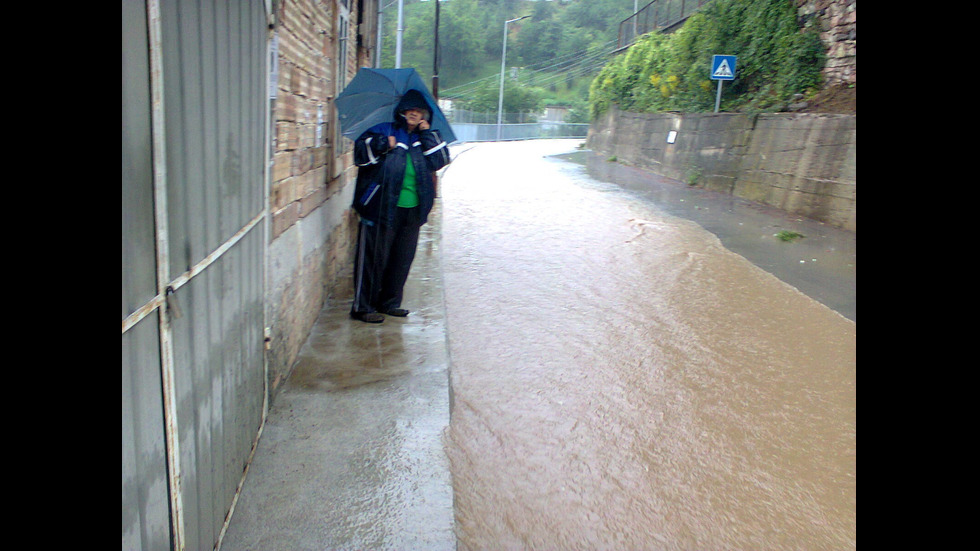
[418,119,430,131]
[388,136,397,149]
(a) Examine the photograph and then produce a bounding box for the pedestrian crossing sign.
[711,55,736,80]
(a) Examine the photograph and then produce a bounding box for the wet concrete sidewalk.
[219,205,455,550]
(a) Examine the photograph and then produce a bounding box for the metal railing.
[617,0,714,51]
[449,121,590,143]
[446,108,589,142]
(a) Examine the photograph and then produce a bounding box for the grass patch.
[775,230,805,242]
[686,165,703,186]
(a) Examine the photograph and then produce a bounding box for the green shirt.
[397,155,419,208]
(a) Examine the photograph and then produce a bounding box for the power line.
[444,39,616,92]
[519,43,616,85]
[440,39,618,99]
[519,39,618,74]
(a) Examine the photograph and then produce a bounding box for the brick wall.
[272,0,336,239]
[264,0,364,395]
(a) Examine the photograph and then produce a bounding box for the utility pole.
[395,0,404,68]
[375,1,384,68]
[432,0,440,99]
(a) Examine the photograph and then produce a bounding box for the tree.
[378,0,636,104]
[456,78,543,121]
[440,0,487,75]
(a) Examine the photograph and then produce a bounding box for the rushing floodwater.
[439,140,856,550]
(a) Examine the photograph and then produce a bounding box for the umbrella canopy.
[335,67,456,143]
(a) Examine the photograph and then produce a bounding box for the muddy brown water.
[440,140,855,550]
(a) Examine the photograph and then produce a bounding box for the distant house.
[542,105,570,123]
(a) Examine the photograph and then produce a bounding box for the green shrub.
[589,0,826,117]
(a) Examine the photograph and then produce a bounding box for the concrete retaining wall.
[587,107,855,231]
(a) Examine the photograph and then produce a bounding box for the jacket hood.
[394,89,431,122]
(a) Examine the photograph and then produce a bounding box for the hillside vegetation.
[382,0,852,119]
[383,0,632,119]
[589,0,833,116]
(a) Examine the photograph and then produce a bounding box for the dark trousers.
[351,206,422,314]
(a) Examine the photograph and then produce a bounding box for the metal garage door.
[122,1,269,549]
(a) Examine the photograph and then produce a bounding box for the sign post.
[710,55,736,113]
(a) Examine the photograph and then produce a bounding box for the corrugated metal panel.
[122,1,173,549]
[122,314,172,551]
[160,0,266,279]
[167,229,265,549]
[122,0,158,319]
[122,0,269,549]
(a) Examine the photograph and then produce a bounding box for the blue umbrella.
[335,67,457,143]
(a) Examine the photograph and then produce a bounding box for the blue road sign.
[711,55,737,80]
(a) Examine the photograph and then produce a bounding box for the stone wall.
[797,0,856,86]
[587,107,855,231]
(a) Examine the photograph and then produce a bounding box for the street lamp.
[496,15,530,141]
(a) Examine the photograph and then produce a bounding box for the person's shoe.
[381,308,409,317]
[351,311,384,323]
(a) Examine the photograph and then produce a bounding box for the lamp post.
[496,15,530,141]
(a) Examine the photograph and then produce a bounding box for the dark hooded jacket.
[351,89,451,226]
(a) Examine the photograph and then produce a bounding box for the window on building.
[335,1,351,153]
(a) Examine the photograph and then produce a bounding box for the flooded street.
[569,149,856,323]
[439,140,856,549]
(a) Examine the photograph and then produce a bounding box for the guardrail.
[450,122,590,143]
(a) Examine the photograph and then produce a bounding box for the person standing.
[349,89,451,323]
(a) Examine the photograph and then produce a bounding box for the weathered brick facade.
[264,0,374,395]
[272,0,338,239]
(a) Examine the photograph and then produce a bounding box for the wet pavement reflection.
[219,217,455,551]
[441,139,856,550]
